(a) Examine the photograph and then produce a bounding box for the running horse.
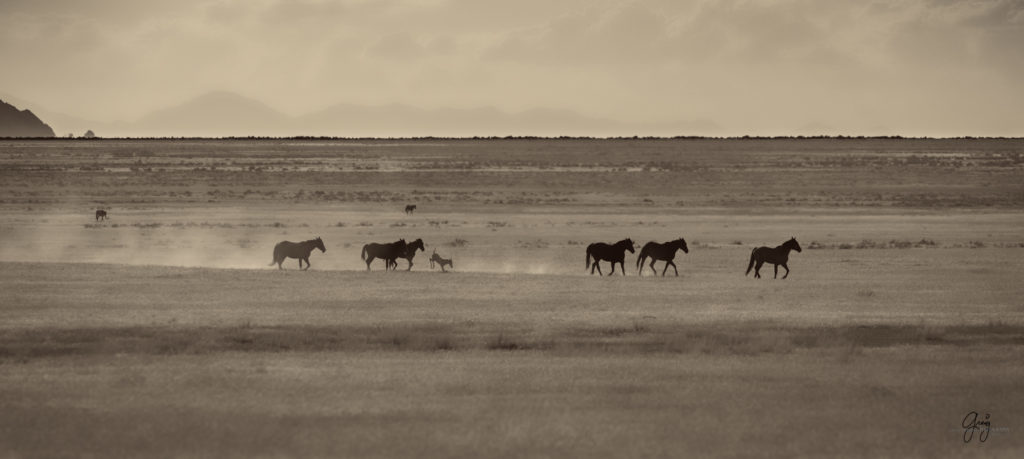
[362,239,408,271]
[268,237,326,270]
[746,237,802,279]
[389,238,425,271]
[585,238,635,276]
[636,238,689,276]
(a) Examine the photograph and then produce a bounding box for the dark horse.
[388,238,425,271]
[585,238,635,276]
[405,204,417,215]
[95,210,108,221]
[636,238,689,277]
[269,237,326,270]
[746,237,802,279]
[362,239,407,271]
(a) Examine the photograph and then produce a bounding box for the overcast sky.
[1,0,1021,136]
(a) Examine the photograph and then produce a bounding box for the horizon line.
[3,135,1024,141]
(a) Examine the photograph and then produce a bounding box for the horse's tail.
[635,248,646,274]
[745,248,757,275]
[585,246,592,270]
[269,244,279,266]
[361,244,368,261]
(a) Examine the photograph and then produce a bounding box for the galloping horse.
[389,238,425,271]
[269,237,326,270]
[405,204,417,215]
[362,239,407,271]
[746,237,802,279]
[585,238,635,276]
[95,210,108,221]
[636,238,689,276]
[429,249,453,272]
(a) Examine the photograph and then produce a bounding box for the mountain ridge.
[0,99,56,137]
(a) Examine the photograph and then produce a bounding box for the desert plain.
[0,138,1022,457]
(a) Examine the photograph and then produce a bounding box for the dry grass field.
[1,138,1023,457]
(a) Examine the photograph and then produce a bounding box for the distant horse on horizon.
[429,249,453,272]
[585,238,635,276]
[362,239,407,271]
[389,238,425,271]
[95,210,108,221]
[636,238,689,277]
[746,237,802,279]
[269,237,326,270]
[405,204,417,215]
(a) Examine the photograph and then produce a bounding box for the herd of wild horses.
[268,235,802,279]
[94,208,801,278]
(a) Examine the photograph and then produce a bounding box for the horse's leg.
[277,260,283,270]
[773,264,779,279]
[619,261,626,276]
[782,263,789,279]
[669,261,678,276]
[366,256,373,271]
[754,261,763,278]
[609,263,616,276]
[650,259,658,276]
[594,262,603,276]
[303,257,310,271]
[406,259,413,271]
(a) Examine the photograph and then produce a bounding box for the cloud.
[0,0,1021,135]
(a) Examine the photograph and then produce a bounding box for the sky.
[1,0,1022,136]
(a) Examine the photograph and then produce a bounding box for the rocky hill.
[0,99,56,137]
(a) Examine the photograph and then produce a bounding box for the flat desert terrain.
[1,138,1022,457]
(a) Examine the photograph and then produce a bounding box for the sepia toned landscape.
[1,138,1022,456]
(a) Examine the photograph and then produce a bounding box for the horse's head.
[315,236,326,252]
[788,237,802,253]
[621,238,635,253]
[411,238,425,252]
[676,237,689,253]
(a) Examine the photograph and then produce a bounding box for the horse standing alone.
[405,205,417,215]
[95,210,108,221]
[636,238,689,276]
[269,237,326,270]
[585,238,635,276]
[746,237,802,279]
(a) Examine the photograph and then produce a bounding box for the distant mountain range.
[0,91,720,138]
[0,99,56,137]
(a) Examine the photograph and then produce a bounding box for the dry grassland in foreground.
[1,257,1022,457]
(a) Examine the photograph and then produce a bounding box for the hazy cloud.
[0,0,1021,135]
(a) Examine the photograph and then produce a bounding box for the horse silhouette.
[95,210,108,221]
[429,249,453,272]
[405,204,417,215]
[585,238,635,276]
[362,239,407,271]
[389,238,425,271]
[636,238,689,276]
[746,237,802,279]
[269,237,326,270]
